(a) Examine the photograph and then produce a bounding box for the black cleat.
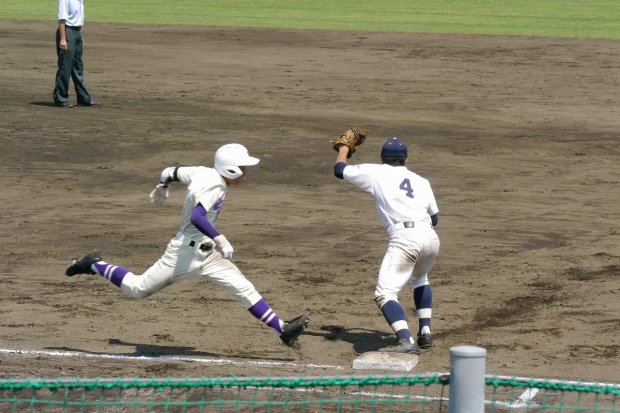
[280,311,311,347]
[65,249,102,276]
[380,339,421,355]
[417,333,433,349]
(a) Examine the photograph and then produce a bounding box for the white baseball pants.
[375,225,440,303]
[119,237,262,308]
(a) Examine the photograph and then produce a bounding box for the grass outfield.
[2,0,620,40]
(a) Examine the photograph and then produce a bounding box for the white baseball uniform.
[67,143,312,346]
[342,163,440,304]
[119,166,262,308]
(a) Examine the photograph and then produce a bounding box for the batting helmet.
[214,144,260,179]
[381,137,408,163]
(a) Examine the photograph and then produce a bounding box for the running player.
[65,143,310,347]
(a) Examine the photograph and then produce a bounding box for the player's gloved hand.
[213,235,234,259]
[149,183,170,205]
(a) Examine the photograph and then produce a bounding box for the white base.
[352,351,419,372]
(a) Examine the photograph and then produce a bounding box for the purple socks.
[248,299,284,334]
[91,261,129,287]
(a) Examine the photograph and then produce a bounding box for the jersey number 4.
[399,178,414,198]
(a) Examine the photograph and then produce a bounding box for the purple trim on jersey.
[212,194,225,212]
[334,162,346,179]
[431,213,439,226]
[92,261,129,288]
[248,299,283,333]
[191,203,221,239]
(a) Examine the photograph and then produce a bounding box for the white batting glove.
[213,235,234,259]
[149,183,170,205]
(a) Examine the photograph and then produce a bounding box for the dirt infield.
[1,21,619,382]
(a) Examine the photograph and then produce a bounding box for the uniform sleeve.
[194,188,226,212]
[174,166,206,185]
[343,164,378,193]
[57,0,69,21]
[185,168,227,211]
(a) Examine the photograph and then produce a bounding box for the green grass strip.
[2,0,620,39]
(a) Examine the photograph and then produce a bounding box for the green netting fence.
[1,373,619,413]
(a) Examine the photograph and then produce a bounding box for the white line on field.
[0,347,552,409]
[1,348,445,402]
[0,347,345,370]
[508,388,540,408]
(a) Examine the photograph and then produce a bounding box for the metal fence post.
[449,345,487,413]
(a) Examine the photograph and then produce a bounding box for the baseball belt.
[389,221,416,230]
[187,240,213,252]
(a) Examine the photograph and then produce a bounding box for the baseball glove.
[331,128,366,157]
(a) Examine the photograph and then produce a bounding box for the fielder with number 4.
[65,143,310,347]
[331,129,440,355]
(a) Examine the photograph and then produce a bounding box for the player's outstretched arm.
[335,145,350,164]
[331,127,365,178]
[334,146,350,179]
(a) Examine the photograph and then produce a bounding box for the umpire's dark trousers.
[53,26,92,105]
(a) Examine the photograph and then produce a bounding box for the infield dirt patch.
[1,21,619,381]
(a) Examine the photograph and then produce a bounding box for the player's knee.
[239,290,262,308]
[130,289,154,299]
[374,294,397,309]
[121,285,153,299]
[119,276,156,299]
[410,274,429,289]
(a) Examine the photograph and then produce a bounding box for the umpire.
[53,0,99,107]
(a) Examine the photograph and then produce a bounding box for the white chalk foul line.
[0,348,344,370]
[0,348,558,408]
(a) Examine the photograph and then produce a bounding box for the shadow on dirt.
[46,338,297,362]
[310,325,394,353]
[30,101,62,107]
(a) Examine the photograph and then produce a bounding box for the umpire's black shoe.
[280,311,311,347]
[380,339,421,355]
[65,249,102,276]
[77,100,101,107]
[53,101,72,107]
[417,333,433,349]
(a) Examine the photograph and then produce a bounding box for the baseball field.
[1,2,619,383]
